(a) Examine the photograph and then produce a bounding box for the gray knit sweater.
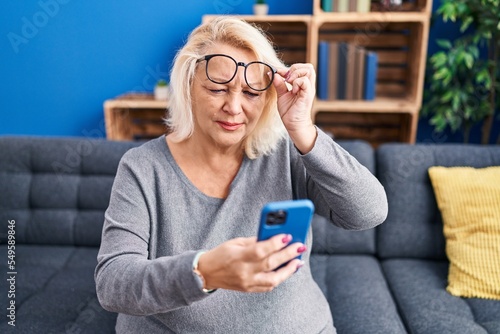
[95,129,388,333]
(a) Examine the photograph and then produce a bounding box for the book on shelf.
[357,0,371,13]
[317,41,330,100]
[321,0,333,12]
[364,51,378,101]
[337,42,348,100]
[321,0,371,13]
[337,0,349,12]
[348,0,357,13]
[317,41,378,102]
[328,42,339,100]
[345,43,357,100]
[353,47,366,100]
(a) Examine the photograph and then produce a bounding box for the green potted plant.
[421,0,500,144]
[154,79,169,101]
[253,0,269,16]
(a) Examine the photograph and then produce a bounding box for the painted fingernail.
[285,71,291,81]
[297,245,307,253]
[282,234,292,244]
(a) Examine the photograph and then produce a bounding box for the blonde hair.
[165,16,287,159]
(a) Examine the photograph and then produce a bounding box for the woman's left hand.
[272,64,317,154]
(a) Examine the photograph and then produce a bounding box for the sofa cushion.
[376,144,500,260]
[382,259,500,334]
[0,245,117,333]
[428,166,500,300]
[0,137,140,246]
[311,254,406,334]
[311,140,377,256]
[312,215,376,254]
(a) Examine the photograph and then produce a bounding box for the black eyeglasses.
[196,54,276,91]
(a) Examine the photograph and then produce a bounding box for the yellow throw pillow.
[428,166,500,300]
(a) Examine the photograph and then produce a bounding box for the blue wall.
[0,0,310,138]
[2,0,498,143]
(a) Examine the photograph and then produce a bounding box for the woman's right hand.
[197,234,306,292]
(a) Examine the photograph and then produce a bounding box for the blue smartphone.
[257,199,315,265]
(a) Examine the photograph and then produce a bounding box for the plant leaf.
[436,39,453,49]
[464,53,474,69]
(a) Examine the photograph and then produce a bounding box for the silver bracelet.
[192,251,216,294]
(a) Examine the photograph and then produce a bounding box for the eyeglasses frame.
[196,54,277,92]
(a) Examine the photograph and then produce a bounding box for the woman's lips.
[216,121,243,131]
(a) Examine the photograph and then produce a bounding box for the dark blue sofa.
[1,136,499,333]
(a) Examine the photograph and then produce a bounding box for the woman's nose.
[223,69,246,114]
[222,93,243,115]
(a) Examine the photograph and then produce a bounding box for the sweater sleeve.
[94,150,211,316]
[294,128,388,230]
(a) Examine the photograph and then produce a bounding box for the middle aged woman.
[95,16,388,334]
